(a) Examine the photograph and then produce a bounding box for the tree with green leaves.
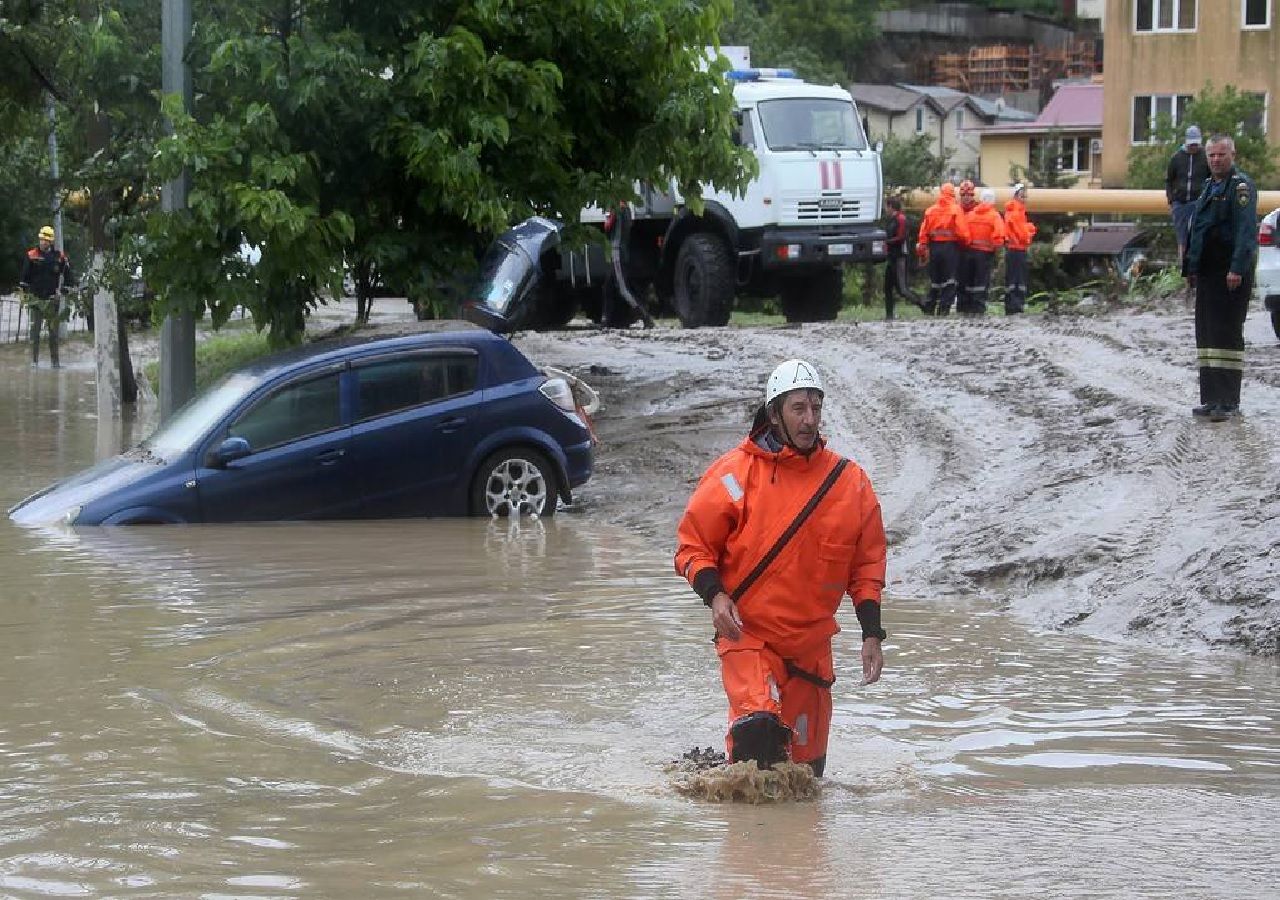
[720,0,884,84]
[141,0,754,345]
[879,132,948,191]
[1127,84,1277,190]
[1,0,162,400]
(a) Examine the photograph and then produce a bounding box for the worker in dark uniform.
[1183,135,1258,422]
[18,225,74,368]
[882,196,920,319]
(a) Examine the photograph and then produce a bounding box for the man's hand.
[710,592,742,641]
[861,637,884,685]
[1226,271,1242,290]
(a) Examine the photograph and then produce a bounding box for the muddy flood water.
[2,356,1279,899]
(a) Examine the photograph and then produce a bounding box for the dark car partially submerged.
[9,323,593,525]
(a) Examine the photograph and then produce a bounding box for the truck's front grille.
[790,199,862,221]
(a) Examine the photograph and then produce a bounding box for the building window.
[1059,137,1091,172]
[1131,93,1193,143]
[955,108,965,129]
[915,107,924,133]
[1243,0,1269,27]
[1135,0,1196,31]
[1244,92,1268,133]
[1029,137,1091,173]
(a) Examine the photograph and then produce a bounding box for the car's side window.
[228,372,342,450]
[356,354,479,422]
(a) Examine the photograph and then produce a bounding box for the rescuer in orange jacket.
[959,188,1006,315]
[674,359,887,778]
[915,182,970,316]
[954,180,980,313]
[1003,183,1037,314]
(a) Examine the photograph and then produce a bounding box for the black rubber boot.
[729,712,792,770]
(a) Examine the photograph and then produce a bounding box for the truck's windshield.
[757,98,868,152]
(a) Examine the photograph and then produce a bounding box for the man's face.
[770,389,823,451]
[38,237,51,250]
[1186,142,1201,155]
[1206,141,1234,177]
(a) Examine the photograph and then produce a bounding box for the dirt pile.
[517,309,1280,655]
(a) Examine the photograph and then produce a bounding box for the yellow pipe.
[903,187,1280,215]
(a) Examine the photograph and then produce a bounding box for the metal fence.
[0,294,92,344]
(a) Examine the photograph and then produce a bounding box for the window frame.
[1130,93,1194,144]
[225,367,346,452]
[915,106,924,134]
[1134,0,1198,33]
[1242,0,1270,29]
[351,348,481,424]
[1243,91,1269,133]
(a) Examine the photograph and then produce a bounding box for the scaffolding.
[928,37,1100,95]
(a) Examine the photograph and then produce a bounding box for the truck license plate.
[828,243,853,256]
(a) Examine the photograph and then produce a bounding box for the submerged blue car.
[9,323,594,525]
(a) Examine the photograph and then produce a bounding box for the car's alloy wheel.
[472,449,559,517]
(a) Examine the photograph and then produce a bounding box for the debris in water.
[665,747,820,803]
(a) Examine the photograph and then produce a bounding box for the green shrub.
[143,329,279,395]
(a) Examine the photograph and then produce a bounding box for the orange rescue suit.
[965,202,1006,253]
[675,434,886,765]
[1004,198,1037,251]
[916,183,971,252]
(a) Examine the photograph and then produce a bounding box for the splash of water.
[666,748,820,803]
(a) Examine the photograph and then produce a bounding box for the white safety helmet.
[765,359,824,405]
[980,188,996,205]
[1012,182,1026,198]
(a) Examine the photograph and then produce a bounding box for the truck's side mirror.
[732,110,744,147]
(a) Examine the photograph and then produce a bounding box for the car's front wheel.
[470,448,559,517]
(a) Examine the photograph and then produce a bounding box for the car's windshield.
[473,240,536,314]
[144,373,262,455]
[757,98,868,151]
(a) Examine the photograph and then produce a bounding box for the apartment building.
[1101,0,1278,186]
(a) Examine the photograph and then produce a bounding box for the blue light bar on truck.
[727,68,799,81]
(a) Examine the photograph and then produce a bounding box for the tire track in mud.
[515,312,1280,654]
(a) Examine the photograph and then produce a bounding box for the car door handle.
[315,448,347,465]
[437,417,467,433]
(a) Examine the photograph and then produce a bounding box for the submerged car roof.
[234,321,519,380]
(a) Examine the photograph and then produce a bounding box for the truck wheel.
[780,268,844,323]
[1271,308,1280,341]
[535,282,578,328]
[600,277,640,328]
[673,234,734,328]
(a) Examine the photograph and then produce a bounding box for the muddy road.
[516,307,1280,656]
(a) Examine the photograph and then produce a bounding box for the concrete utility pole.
[45,94,64,250]
[159,0,195,419]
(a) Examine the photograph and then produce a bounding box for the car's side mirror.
[207,436,252,468]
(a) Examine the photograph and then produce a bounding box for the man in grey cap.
[1166,124,1210,259]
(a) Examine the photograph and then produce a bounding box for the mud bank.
[515,308,1280,655]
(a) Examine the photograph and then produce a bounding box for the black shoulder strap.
[730,457,850,603]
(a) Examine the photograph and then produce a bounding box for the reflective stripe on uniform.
[721,472,744,502]
[1197,348,1245,370]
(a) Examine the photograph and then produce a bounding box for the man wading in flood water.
[674,359,887,777]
